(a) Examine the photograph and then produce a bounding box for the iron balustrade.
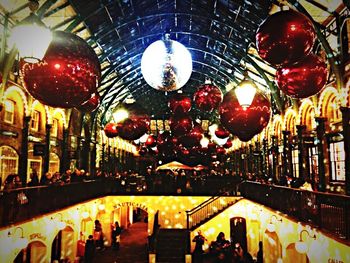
[239,181,350,240]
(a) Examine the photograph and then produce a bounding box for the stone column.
[315,117,327,192]
[43,124,52,175]
[282,130,291,177]
[271,135,278,182]
[340,107,350,195]
[262,138,268,177]
[296,125,306,180]
[18,116,31,186]
[60,128,69,174]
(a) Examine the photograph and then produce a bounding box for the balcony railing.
[239,181,350,240]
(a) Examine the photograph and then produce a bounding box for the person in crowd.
[93,219,104,250]
[61,169,72,184]
[28,169,39,186]
[256,241,263,263]
[192,230,207,263]
[111,221,122,251]
[84,234,95,263]
[232,242,254,263]
[3,174,17,190]
[210,232,231,262]
[41,172,54,185]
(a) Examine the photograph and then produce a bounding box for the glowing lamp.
[266,222,276,233]
[295,229,316,254]
[51,213,66,230]
[9,13,52,63]
[81,211,89,219]
[113,108,129,123]
[141,33,192,91]
[200,137,210,148]
[234,76,257,109]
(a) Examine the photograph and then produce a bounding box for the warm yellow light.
[200,137,210,148]
[266,222,276,232]
[82,211,89,219]
[208,124,218,135]
[234,78,257,108]
[9,17,52,63]
[98,204,105,211]
[113,108,129,123]
[57,221,66,230]
[295,241,308,254]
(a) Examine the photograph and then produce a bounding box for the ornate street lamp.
[234,72,257,109]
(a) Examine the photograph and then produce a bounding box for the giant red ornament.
[104,123,118,138]
[115,103,150,140]
[20,31,101,108]
[179,125,203,148]
[194,83,223,112]
[168,93,192,114]
[145,135,157,147]
[275,53,328,98]
[169,114,193,136]
[219,90,271,142]
[256,9,316,67]
[78,93,100,112]
[214,125,230,139]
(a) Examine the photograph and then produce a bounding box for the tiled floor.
[93,222,149,263]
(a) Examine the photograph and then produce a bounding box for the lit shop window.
[329,141,345,182]
[31,110,40,131]
[4,99,15,124]
[0,146,19,187]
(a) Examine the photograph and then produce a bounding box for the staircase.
[156,229,188,263]
[186,196,241,231]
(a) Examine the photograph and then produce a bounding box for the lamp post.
[234,72,257,109]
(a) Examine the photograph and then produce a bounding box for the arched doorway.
[14,240,47,263]
[49,153,60,174]
[285,243,309,263]
[51,226,75,262]
[0,145,19,188]
[263,230,282,263]
[230,217,247,253]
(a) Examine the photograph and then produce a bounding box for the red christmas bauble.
[179,125,203,148]
[104,123,118,138]
[256,9,315,67]
[219,90,271,142]
[216,146,226,155]
[223,139,233,149]
[275,53,328,98]
[194,84,223,112]
[145,135,157,147]
[116,103,150,140]
[168,93,192,114]
[20,31,101,108]
[169,114,193,136]
[78,93,100,112]
[215,125,230,139]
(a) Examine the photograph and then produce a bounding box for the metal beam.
[37,0,60,19]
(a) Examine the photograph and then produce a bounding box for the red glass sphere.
[256,9,315,67]
[179,125,203,148]
[215,125,230,139]
[168,93,192,114]
[169,114,193,136]
[20,31,101,108]
[78,93,100,112]
[223,139,233,149]
[194,84,223,112]
[116,103,150,140]
[104,123,118,138]
[219,90,271,142]
[275,53,328,98]
[145,135,157,147]
[216,146,226,155]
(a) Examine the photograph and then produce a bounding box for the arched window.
[0,146,19,187]
[4,99,15,124]
[51,118,59,137]
[49,153,60,174]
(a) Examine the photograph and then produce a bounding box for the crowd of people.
[192,230,261,263]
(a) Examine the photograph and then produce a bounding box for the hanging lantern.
[9,13,52,63]
[141,33,192,91]
[219,90,271,142]
[20,30,101,108]
[256,9,316,67]
[78,93,100,112]
[275,53,328,98]
[193,80,223,112]
[234,74,257,109]
[214,125,230,139]
[104,123,118,138]
[168,93,192,114]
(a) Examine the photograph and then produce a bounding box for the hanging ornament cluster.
[20,30,101,108]
[114,103,150,141]
[256,9,328,98]
[168,93,192,114]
